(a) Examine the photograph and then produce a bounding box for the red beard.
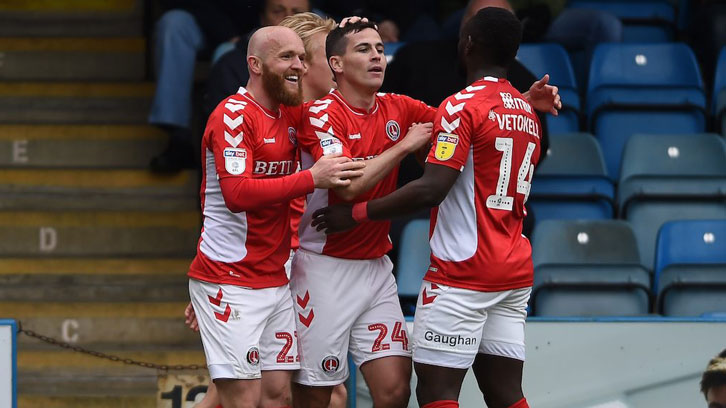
[262,63,303,107]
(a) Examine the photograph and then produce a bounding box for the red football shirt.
[188,87,310,288]
[298,90,435,259]
[425,77,541,291]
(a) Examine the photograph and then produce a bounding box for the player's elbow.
[220,191,246,213]
[413,179,448,207]
[334,185,359,202]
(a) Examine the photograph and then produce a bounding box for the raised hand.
[526,74,562,116]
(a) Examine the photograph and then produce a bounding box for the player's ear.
[328,55,343,76]
[464,35,474,57]
[248,55,263,76]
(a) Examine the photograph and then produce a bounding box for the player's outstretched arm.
[220,156,364,212]
[312,162,459,234]
[333,122,432,201]
[522,74,562,116]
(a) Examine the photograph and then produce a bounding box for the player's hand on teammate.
[400,122,434,153]
[311,204,357,234]
[184,302,199,332]
[339,16,375,29]
[527,74,562,116]
[310,154,365,189]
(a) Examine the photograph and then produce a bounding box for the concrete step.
[18,349,206,397]
[0,82,152,124]
[0,124,168,168]
[19,395,156,408]
[0,37,145,80]
[0,169,199,210]
[17,316,199,348]
[0,0,141,37]
[0,273,189,302]
[7,301,191,319]
[0,211,200,256]
[0,258,191,275]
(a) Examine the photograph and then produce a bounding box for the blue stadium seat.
[530,133,614,225]
[617,133,726,215]
[531,220,650,316]
[568,0,676,42]
[395,219,430,315]
[384,42,405,64]
[587,43,707,179]
[654,220,726,316]
[715,47,726,136]
[627,202,726,272]
[517,44,580,133]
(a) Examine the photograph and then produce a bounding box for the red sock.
[508,398,529,408]
[422,400,459,408]
[214,405,223,408]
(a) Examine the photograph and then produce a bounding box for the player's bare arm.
[312,162,459,234]
[332,122,433,201]
[522,74,562,116]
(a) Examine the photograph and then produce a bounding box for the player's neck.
[467,65,507,85]
[245,80,280,113]
[302,83,329,103]
[336,81,377,111]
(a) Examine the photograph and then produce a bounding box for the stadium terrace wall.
[354,318,726,408]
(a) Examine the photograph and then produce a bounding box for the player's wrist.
[352,201,369,223]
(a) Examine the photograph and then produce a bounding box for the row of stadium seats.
[532,219,726,317]
[530,132,726,223]
[568,0,684,42]
[394,218,726,318]
[515,43,726,176]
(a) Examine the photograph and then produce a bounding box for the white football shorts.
[412,280,531,369]
[289,249,411,386]
[189,279,300,380]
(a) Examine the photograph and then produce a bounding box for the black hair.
[461,7,522,68]
[701,349,726,399]
[325,20,379,62]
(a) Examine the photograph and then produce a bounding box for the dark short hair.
[701,349,726,399]
[461,7,522,67]
[325,20,379,61]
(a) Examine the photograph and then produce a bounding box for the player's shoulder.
[209,88,254,123]
[303,92,344,124]
[375,91,416,105]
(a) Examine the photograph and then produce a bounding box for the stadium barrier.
[0,319,17,408]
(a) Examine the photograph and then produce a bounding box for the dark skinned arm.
[312,162,460,234]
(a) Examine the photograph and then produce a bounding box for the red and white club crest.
[385,120,400,141]
[321,355,340,375]
[247,347,260,365]
[288,126,297,146]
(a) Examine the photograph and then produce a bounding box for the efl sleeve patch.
[320,137,343,156]
[224,147,247,175]
[434,133,459,161]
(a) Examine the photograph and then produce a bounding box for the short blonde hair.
[279,12,337,61]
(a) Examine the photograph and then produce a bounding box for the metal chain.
[18,322,205,372]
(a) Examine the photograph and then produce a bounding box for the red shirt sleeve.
[399,94,436,124]
[206,98,315,213]
[298,99,351,161]
[426,96,476,172]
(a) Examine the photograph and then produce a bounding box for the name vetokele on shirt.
[489,110,540,139]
